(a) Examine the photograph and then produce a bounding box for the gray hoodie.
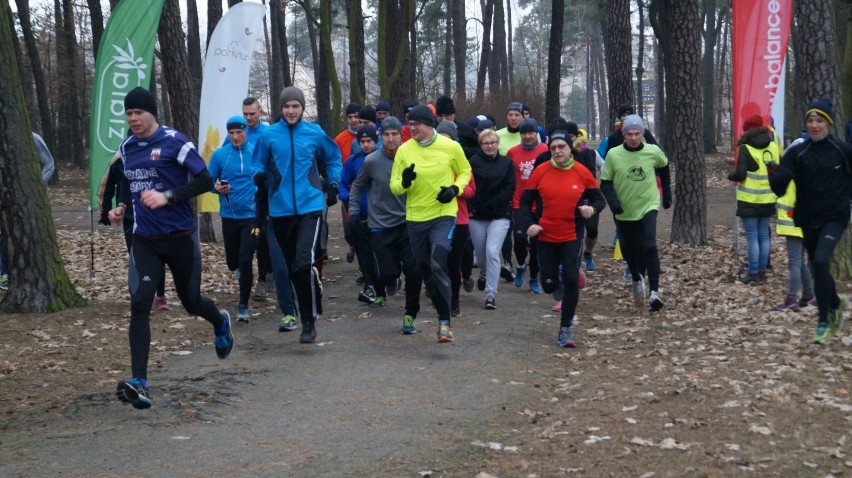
[349,147,407,229]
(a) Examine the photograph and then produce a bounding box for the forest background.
[0,0,851,312]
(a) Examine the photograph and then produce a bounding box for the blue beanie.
[226,115,248,131]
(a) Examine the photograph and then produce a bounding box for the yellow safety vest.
[736,143,779,205]
[775,151,802,238]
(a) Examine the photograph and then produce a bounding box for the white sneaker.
[623,266,632,285]
[649,290,664,311]
[632,278,645,303]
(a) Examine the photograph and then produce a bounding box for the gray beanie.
[279,86,305,108]
[436,121,458,139]
[519,118,538,134]
[621,114,645,133]
[380,116,403,133]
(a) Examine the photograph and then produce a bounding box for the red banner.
[732,0,792,143]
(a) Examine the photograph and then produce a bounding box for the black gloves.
[436,185,459,204]
[662,192,672,210]
[326,184,339,207]
[253,172,268,187]
[401,164,416,188]
[610,202,624,215]
[98,210,110,226]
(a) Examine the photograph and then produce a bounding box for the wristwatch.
[163,189,174,204]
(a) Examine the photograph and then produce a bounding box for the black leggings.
[128,234,223,380]
[122,218,165,296]
[221,217,258,306]
[448,224,470,308]
[538,240,581,328]
[371,223,422,317]
[615,210,660,291]
[512,209,539,278]
[271,212,323,323]
[802,221,846,323]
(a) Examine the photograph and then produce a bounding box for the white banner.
[197,1,267,212]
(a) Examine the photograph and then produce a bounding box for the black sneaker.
[462,277,474,292]
[477,276,486,291]
[387,277,403,296]
[116,378,152,409]
[300,319,317,343]
[358,286,377,304]
[500,264,515,282]
[485,296,496,309]
[214,310,234,359]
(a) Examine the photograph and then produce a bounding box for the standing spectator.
[390,105,472,342]
[519,130,605,347]
[350,117,424,333]
[109,87,233,410]
[252,86,342,344]
[468,129,516,309]
[209,115,258,322]
[600,114,672,311]
[728,115,779,284]
[770,98,852,344]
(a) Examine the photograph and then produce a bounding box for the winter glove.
[99,210,111,226]
[326,184,339,207]
[253,172,268,187]
[662,186,672,210]
[401,164,416,188]
[436,185,459,204]
[610,202,624,215]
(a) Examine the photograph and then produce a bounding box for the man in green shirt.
[600,114,672,311]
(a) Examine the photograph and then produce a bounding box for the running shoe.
[583,252,596,272]
[346,246,355,263]
[500,264,515,282]
[798,294,816,308]
[648,290,664,311]
[401,315,416,334]
[771,295,800,312]
[387,277,403,296]
[556,327,576,348]
[477,276,486,291]
[462,277,474,292]
[437,320,454,343]
[813,322,831,344]
[278,314,297,332]
[358,286,377,304]
[529,278,543,294]
[215,310,234,359]
[255,279,270,299]
[300,319,317,343]
[237,304,250,323]
[451,303,461,317]
[623,267,632,285]
[578,268,586,289]
[0,274,8,291]
[829,294,846,334]
[552,300,562,311]
[372,296,387,307]
[632,278,645,303]
[514,265,526,288]
[484,296,496,310]
[116,378,152,409]
[155,295,169,310]
[355,271,365,285]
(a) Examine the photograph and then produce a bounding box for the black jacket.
[468,151,515,220]
[729,127,777,217]
[770,134,852,230]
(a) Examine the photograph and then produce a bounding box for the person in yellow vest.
[772,136,814,311]
[727,115,779,284]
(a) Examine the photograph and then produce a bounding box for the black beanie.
[565,122,580,136]
[345,102,362,116]
[616,104,635,117]
[124,87,158,117]
[358,105,377,124]
[435,95,456,115]
[519,118,538,134]
[356,124,378,143]
[403,100,419,116]
[407,104,436,127]
[547,119,569,138]
[548,130,569,146]
[806,98,834,126]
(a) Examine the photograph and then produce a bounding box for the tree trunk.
[592,29,609,138]
[506,0,514,99]
[58,0,83,166]
[377,0,412,112]
[186,0,203,101]
[451,0,466,104]
[658,0,706,244]
[320,0,341,133]
[270,0,290,98]
[207,0,223,45]
[606,0,634,125]
[490,0,508,101]
[474,0,494,105]
[15,0,53,151]
[347,0,365,104]
[715,10,730,145]
[86,0,104,58]
[636,0,646,117]
[701,0,723,153]
[0,3,85,313]
[545,0,564,125]
[587,28,595,138]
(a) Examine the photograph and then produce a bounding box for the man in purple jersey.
[107,87,234,410]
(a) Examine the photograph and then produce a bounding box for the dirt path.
[1,163,850,477]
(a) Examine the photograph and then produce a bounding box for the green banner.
[88,0,164,208]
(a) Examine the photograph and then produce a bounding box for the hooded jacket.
[728,127,778,217]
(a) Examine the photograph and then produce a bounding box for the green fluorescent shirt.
[600,143,668,221]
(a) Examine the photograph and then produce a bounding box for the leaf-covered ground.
[1,160,850,476]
